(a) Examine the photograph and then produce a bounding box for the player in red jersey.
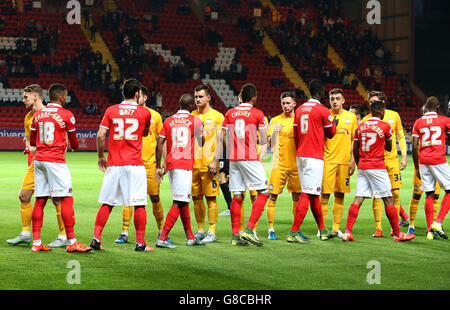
[342,100,415,242]
[412,96,450,239]
[215,83,269,246]
[90,78,154,252]
[287,80,337,243]
[154,93,205,248]
[29,83,91,253]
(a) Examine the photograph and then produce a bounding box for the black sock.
[220,182,232,210]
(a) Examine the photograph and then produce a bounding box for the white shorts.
[168,169,193,203]
[296,157,324,195]
[98,165,147,206]
[355,169,392,198]
[34,160,73,198]
[229,160,267,194]
[419,163,450,192]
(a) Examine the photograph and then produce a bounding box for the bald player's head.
[179,93,195,112]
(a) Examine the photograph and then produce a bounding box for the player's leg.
[115,206,133,243]
[47,197,68,247]
[332,164,351,237]
[92,166,123,250]
[239,161,269,246]
[320,162,338,224]
[204,196,218,242]
[201,171,220,242]
[289,158,311,240]
[228,161,246,244]
[134,205,154,251]
[192,169,207,239]
[429,164,450,238]
[249,191,258,234]
[266,167,289,240]
[8,161,35,245]
[342,196,365,241]
[219,171,232,216]
[408,193,421,234]
[30,160,51,252]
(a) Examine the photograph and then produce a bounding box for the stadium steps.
[104,0,119,11]
[79,16,120,81]
[260,0,310,97]
[327,45,369,101]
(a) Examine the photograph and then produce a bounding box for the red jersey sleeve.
[159,120,168,138]
[100,108,111,130]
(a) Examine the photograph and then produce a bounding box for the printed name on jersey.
[168,117,192,127]
[231,109,251,118]
[35,111,67,128]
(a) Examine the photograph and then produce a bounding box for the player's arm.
[155,136,166,183]
[30,129,37,147]
[67,130,79,151]
[353,138,360,167]
[324,115,337,139]
[411,135,420,179]
[25,134,36,154]
[396,118,408,169]
[385,136,392,152]
[349,133,356,175]
[97,127,108,172]
[258,126,268,160]
[207,126,223,175]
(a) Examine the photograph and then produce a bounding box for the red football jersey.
[100,101,151,166]
[293,99,333,160]
[30,103,76,163]
[355,117,392,170]
[159,110,203,171]
[222,103,266,161]
[412,112,450,165]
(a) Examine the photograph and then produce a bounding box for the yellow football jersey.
[268,114,297,170]
[192,108,224,171]
[362,109,406,161]
[257,116,269,156]
[324,109,357,165]
[142,107,163,166]
[24,110,34,137]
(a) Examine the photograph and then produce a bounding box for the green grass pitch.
[0,151,449,290]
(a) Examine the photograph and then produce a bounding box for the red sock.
[60,196,75,240]
[230,197,242,235]
[159,206,180,241]
[179,205,195,240]
[399,205,409,221]
[93,204,113,241]
[134,206,147,245]
[385,205,400,236]
[247,193,269,229]
[32,197,48,241]
[436,193,450,224]
[424,196,435,231]
[291,193,310,231]
[345,203,360,233]
[309,194,325,230]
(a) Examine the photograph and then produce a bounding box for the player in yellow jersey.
[320,89,357,239]
[265,91,309,241]
[362,91,409,237]
[115,85,167,244]
[407,104,440,237]
[349,104,366,126]
[191,85,224,243]
[7,84,67,247]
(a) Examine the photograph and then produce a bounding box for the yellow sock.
[433,198,440,221]
[193,199,206,231]
[54,203,66,236]
[409,198,419,227]
[332,197,344,232]
[122,206,133,233]
[372,198,382,230]
[207,199,218,234]
[320,197,329,224]
[20,202,33,233]
[152,200,164,231]
[240,201,245,232]
[392,189,401,216]
[267,199,276,230]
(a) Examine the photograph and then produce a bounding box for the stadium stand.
[0,0,426,135]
